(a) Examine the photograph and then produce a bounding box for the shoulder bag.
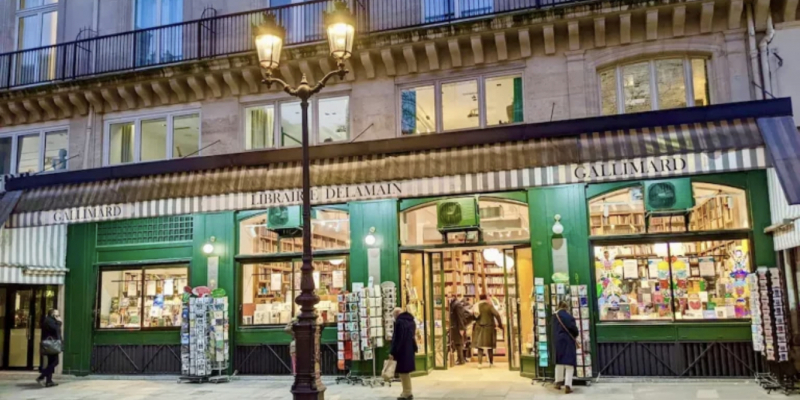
[42,337,62,355]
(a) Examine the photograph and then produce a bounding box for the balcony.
[0,0,580,91]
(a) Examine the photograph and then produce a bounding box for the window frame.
[237,255,349,329]
[600,56,712,115]
[14,0,58,51]
[591,233,754,324]
[242,92,352,151]
[103,110,201,166]
[95,263,190,331]
[0,125,69,175]
[396,70,525,136]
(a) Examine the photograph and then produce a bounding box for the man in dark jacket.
[552,301,580,394]
[390,308,417,400]
[449,294,468,364]
[37,309,62,388]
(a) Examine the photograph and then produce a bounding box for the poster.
[164,279,174,296]
[127,280,138,297]
[313,272,320,289]
[271,273,282,291]
[699,257,715,277]
[333,270,345,288]
[623,259,639,279]
[146,280,157,296]
[648,259,660,280]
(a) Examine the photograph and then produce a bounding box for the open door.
[428,252,447,369]
[400,251,432,371]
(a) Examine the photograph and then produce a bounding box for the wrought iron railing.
[0,0,579,90]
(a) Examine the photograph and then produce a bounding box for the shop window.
[97,265,189,330]
[317,96,349,143]
[16,0,58,85]
[399,73,524,135]
[599,57,711,115]
[401,198,529,246]
[241,258,346,327]
[590,182,749,237]
[401,253,430,355]
[105,112,200,165]
[595,239,751,322]
[0,128,68,174]
[239,206,350,255]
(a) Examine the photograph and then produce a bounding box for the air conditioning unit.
[644,178,695,212]
[267,206,303,237]
[437,197,480,232]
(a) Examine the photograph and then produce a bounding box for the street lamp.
[254,3,355,400]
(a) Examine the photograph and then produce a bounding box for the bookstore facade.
[0,100,795,377]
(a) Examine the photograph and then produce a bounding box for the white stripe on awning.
[0,225,67,285]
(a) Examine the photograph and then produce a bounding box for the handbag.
[381,359,397,381]
[42,338,62,355]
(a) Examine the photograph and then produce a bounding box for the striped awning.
[13,117,762,215]
[0,225,68,285]
[758,117,800,205]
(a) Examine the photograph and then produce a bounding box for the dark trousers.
[38,354,58,383]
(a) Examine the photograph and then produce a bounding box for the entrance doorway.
[0,285,58,370]
[401,246,533,372]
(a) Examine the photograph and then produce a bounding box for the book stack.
[570,285,592,378]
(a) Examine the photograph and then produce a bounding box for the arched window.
[599,57,710,115]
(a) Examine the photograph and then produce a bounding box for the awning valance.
[12,117,761,216]
[0,225,68,285]
[758,117,800,205]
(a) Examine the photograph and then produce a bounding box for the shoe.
[554,381,564,390]
[565,386,573,394]
[45,382,58,388]
[35,377,45,387]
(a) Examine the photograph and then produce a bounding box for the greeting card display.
[571,285,592,378]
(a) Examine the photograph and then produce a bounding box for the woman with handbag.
[472,294,503,369]
[37,309,62,388]
[552,301,580,394]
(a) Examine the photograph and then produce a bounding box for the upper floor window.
[599,57,710,115]
[134,0,183,65]
[400,73,523,135]
[0,128,68,175]
[423,0,493,22]
[105,111,200,165]
[16,0,58,85]
[244,95,350,150]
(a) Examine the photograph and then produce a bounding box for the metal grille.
[234,344,342,376]
[97,216,193,246]
[597,342,764,378]
[91,345,181,374]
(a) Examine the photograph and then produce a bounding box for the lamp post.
[253,3,355,400]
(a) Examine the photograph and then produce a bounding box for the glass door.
[8,288,33,368]
[400,251,431,368]
[429,252,447,369]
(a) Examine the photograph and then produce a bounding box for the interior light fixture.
[482,248,501,263]
[329,259,345,266]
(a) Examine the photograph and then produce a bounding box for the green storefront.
[56,170,771,378]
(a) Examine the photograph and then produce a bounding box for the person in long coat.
[449,294,468,364]
[390,308,418,400]
[472,294,503,368]
[553,301,580,394]
[37,309,62,388]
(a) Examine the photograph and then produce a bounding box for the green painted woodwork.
[348,199,400,375]
[595,323,751,342]
[93,330,179,345]
[96,245,193,264]
[745,170,776,268]
[399,192,527,212]
[234,327,337,346]
[63,223,98,376]
[520,355,537,377]
[96,216,194,246]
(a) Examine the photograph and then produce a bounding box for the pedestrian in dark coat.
[449,294,468,364]
[37,309,62,388]
[552,301,580,394]
[472,294,503,368]
[390,308,417,400]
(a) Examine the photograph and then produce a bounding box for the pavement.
[0,363,789,400]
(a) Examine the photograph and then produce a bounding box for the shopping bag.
[382,359,397,381]
[41,338,62,355]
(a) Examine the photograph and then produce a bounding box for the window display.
[98,265,188,329]
[595,239,751,321]
[589,183,748,237]
[241,259,347,326]
[239,207,350,255]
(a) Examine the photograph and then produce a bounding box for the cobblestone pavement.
[0,364,787,400]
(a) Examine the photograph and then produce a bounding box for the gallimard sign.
[250,183,403,207]
[573,156,688,181]
[49,204,133,223]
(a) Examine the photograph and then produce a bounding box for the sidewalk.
[0,365,783,400]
